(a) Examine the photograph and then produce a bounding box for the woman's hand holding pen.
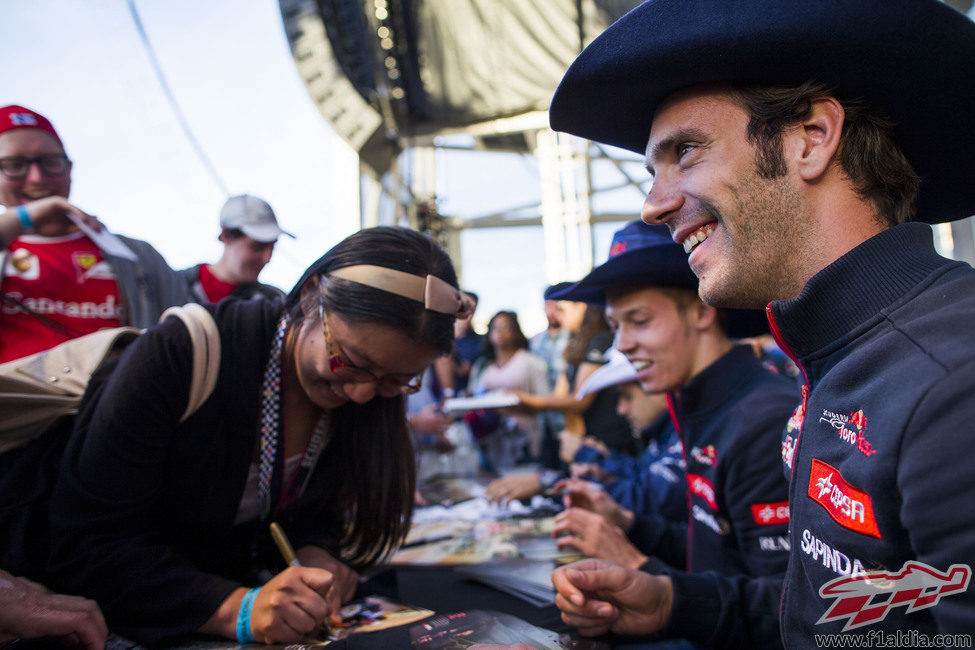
[249,567,334,643]
[296,545,360,625]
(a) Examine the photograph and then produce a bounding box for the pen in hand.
[269,522,333,639]
[270,522,301,567]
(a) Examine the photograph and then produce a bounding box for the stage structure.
[278,0,648,284]
[279,0,975,277]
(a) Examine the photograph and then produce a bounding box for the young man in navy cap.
[546,221,797,646]
[179,194,293,304]
[548,0,975,645]
[0,104,190,363]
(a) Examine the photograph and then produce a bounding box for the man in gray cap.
[180,194,294,303]
[548,0,975,646]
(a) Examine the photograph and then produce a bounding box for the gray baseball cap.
[219,194,295,243]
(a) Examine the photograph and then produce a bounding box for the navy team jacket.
[632,345,799,647]
[772,223,975,646]
[662,223,975,648]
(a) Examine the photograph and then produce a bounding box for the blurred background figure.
[468,310,549,471]
[528,284,571,469]
[513,301,634,466]
[433,290,481,399]
[0,104,189,364]
[179,194,293,304]
[484,348,685,521]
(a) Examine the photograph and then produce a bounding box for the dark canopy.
[280,0,640,172]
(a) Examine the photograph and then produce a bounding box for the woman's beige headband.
[328,265,475,319]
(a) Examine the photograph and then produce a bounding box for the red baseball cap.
[0,105,63,148]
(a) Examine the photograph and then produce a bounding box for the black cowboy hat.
[549,0,975,224]
[550,221,768,338]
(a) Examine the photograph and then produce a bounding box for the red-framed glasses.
[319,304,423,396]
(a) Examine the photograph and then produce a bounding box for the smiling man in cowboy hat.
[547,0,975,646]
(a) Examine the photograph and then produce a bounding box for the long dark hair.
[286,227,459,567]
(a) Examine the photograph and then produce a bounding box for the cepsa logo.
[686,473,717,510]
[818,560,971,631]
[752,500,789,525]
[807,459,881,539]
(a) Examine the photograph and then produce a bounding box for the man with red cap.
[0,104,189,363]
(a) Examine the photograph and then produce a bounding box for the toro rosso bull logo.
[819,408,876,457]
[818,560,971,631]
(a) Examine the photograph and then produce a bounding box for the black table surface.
[53,564,570,649]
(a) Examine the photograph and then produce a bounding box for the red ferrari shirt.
[0,232,122,363]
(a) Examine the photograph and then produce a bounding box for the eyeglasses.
[319,305,423,396]
[0,155,70,180]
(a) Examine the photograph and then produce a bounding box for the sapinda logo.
[817,560,971,631]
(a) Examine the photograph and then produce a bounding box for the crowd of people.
[2,0,974,648]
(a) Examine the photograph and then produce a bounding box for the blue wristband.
[15,205,33,230]
[236,587,260,644]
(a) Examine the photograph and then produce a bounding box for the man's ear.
[689,300,719,332]
[787,96,845,182]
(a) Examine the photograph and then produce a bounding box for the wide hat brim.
[550,245,768,338]
[550,0,975,224]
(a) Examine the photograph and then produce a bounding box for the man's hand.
[570,462,609,481]
[484,473,542,504]
[20,196,101,237]
[552,508,648,569]
[249,567,333,643]
[0,570,107,650]
[296,546,360,625]
[555,478,633,530]
[409,404,453,438]
[552,559,673,637]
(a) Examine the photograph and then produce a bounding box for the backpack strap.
[160,304,221,422]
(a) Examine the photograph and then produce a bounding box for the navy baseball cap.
[550,220,767,337]
[550,221,695,305]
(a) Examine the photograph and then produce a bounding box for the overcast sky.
[8,1,965,335]
[0,0,360,295]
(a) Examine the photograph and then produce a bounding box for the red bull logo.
[818,560,971,631]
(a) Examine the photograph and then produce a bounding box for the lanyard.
[257,316,330,519]
[276,414,329,514]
